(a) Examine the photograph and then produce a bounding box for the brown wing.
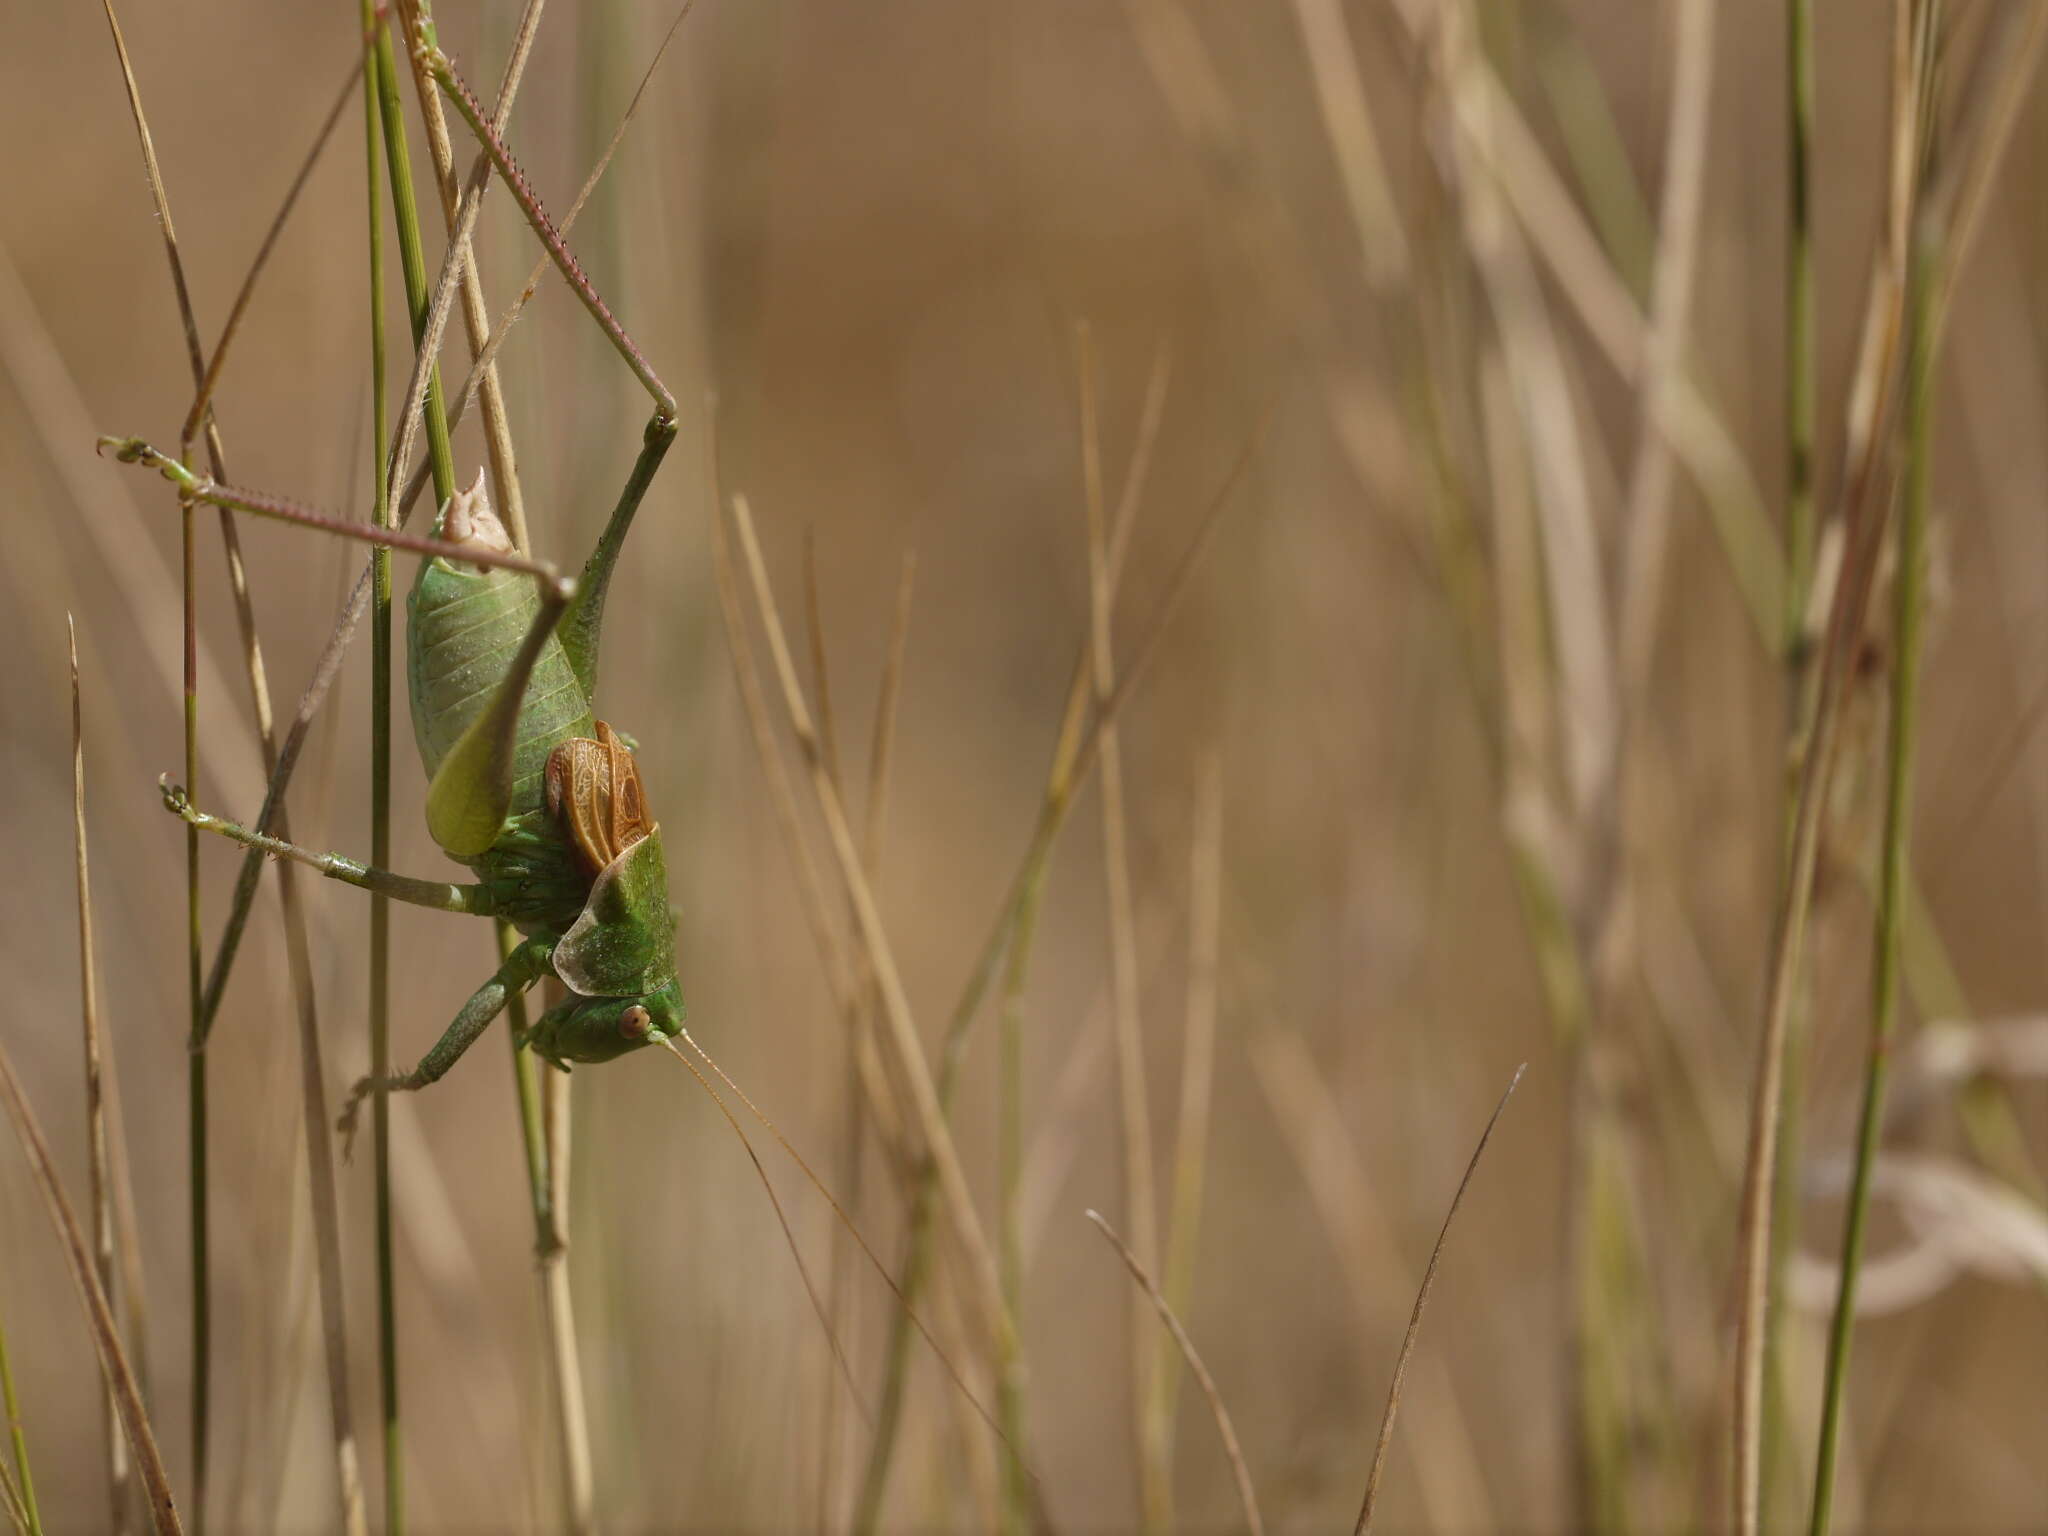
[545,720,655,877]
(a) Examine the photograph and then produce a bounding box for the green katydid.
[103,437,683,1128]
[102,21,689,1131]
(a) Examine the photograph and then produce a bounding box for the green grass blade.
[358,2,402,1529]
[0,1311,40,1536]
[1808,147,1943,1536]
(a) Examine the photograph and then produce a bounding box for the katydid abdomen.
[409,561,593,817]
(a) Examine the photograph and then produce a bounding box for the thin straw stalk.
[70,617,127,1532]
[1087,1211,1262,1536]
[995,847,1047,1536]
[0,1449,32,1536]
[1147,754,1223,1510]
[0,1040,181,1535]
[726,492,1017,1363]
[1074,326,1163,1531]
[1353,1066,1524,1535]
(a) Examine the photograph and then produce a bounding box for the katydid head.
[524,979,685,1067]
[436,467,511,559]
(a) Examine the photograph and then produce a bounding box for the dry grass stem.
[802,531,846,791]
[1934,3,2046,328]
[1148,751,1223,1506]
[0,1454,29,1536]
[708,477,882,1071]
[727,492,1016,1357]
[1614,0,1716,713]
[537,1063,593,1536]
[1250,1021,1495,1531]
[1086,1210,1263,1536]
[708,492,914,1188]
[1288,0,1409,289]
[1354,1064,1525,1536]
[1439,4,1612,823]
[0,1041,180,1535]
[1402,0,1779,632]
[1075,325,1164,1525]
[69,619,128,1532]
[865,553,918,865]
[820,547,918,1522]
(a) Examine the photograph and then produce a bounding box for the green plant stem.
[506,980,556,1250]
[1808,198,1939,1536]
[0,1313,40,1535]
[180,486,205,1536]
[358,5,401,1530]
[371,9,457,504]
[500,925,594,1534]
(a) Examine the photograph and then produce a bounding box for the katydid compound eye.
[620,1004,652,1040]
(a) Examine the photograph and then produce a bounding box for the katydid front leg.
[337,935,556,1145]
[162,779,496,916]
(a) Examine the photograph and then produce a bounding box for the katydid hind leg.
[162,778,493,915]
[417,27,687,698]
[418,28,675,420]
[338,935,556,1144]
[559,412,680,699]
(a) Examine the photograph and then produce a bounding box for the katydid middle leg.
[337,934,557,1142]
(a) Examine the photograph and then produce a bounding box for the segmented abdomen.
[408,558,595,830]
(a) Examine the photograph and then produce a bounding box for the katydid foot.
[337,1074,424,1155]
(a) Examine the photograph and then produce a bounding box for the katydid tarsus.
[103,21,687,1133]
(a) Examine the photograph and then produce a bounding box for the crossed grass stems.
[20,3,1534,1534]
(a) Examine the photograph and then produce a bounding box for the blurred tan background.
[4,0,2048,1530]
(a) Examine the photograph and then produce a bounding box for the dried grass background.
[3,0,2047,1530]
